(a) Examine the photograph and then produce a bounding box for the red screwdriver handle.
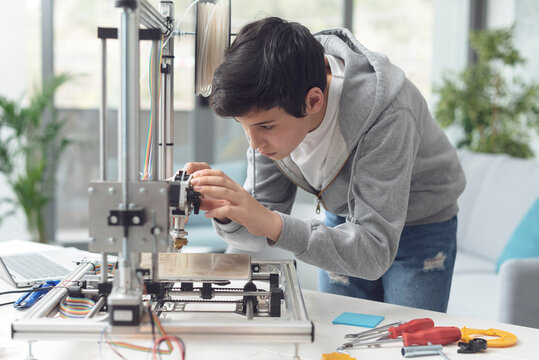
[388,318,434,338]
[402,326,462,346]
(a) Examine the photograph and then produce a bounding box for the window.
[54,0,196,110]
[53,0,347,111]
[352,0,433,104]
[231,0,343,33]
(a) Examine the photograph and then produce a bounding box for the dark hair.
[209,17,327,118]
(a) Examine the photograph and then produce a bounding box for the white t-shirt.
[290,54,344,191]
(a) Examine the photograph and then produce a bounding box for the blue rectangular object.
[332,312,385,328]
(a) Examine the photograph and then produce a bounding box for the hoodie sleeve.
[213,147,298,251]
[271,107,421,280]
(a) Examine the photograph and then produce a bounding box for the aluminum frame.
[11,260,314,344]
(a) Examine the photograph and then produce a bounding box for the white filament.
[195,0,229,97]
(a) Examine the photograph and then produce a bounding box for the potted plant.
[434,26,539,158]
[0,74,71,243]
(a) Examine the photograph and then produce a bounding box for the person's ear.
[304,87,324,115]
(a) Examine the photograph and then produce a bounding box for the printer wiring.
[98,305,185,360]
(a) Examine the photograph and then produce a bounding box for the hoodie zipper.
[316,197,321,214]
[274,155,350,214]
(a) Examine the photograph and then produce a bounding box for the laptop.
[0,247,84,288]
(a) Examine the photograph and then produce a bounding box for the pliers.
[13,280,59,309]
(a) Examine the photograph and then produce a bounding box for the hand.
[181,162,230,223]
[189,168,283,242]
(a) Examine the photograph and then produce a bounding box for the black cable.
[0,285,71,297]
[148,305,156,340]
[0,286,55,296]
[0,285,69,307]
[0,282,72,296]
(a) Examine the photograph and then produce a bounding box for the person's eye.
[262,125,275,130]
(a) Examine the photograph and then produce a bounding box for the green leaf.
[0,74,74,242]
[434,25,539,159]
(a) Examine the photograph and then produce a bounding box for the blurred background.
[0,0,538,244]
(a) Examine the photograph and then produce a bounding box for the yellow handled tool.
[322,352,356,360]
[460,327,517,347]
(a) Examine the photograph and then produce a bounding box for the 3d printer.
[11,1,313,358]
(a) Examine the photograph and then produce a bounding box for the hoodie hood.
[275,28,406,192]
[315,28,405,149]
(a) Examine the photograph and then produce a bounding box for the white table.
[1,241,538,359]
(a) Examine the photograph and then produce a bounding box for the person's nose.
[246,128,265,150]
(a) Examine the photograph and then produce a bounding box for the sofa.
[447,150,539,327]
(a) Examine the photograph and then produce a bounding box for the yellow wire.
[106,310,172,355]
[143,33,165,180]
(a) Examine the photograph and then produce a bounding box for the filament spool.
[195,0,230,97]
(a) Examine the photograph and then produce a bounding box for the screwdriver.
[341,326,462,349]
[345,321,405,339]
[390,318,435,339]
[345,318,434,341]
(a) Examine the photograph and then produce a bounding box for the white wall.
[0,1,28,97]
[431,0,470,145]
[0,1,30,241]
[487,0,515,28]
[487,0,539,157]
[431,0,470,88]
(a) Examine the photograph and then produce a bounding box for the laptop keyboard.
[3,253,71,280]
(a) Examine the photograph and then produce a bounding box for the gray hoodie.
[214,29,466,280]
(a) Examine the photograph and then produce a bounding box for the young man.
[186,17,466,312]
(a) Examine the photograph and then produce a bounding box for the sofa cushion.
[456,150,539,262]
[447,271,499,321]
[496,197,539,272]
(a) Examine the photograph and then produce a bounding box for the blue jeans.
[319,212,457,312]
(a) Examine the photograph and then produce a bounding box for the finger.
[184,162,211,175]
[199,198,227,211]
[204,205,246,228]
[204,204,235,220]
[191,175,240,190]
[192,167,236,179]
[193,185,242,204]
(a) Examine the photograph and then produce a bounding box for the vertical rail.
[41,0,56,245]
[118,1,140,292]
[158,74,167,181]
[159,1,175,180]
[99,38,107,181]
[100,252,108,284]
[150,39,160,181]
